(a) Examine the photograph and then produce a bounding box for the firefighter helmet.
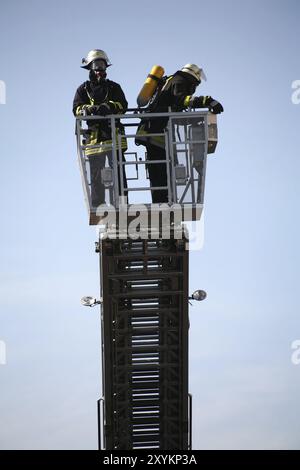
[181,64,207,83]
[81,49,111,69]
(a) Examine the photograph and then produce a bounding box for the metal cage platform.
[76,110,217,226]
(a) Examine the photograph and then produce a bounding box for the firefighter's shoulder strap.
[147,75,173,111]
[84,80,109,105]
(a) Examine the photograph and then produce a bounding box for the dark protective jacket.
[148,70,198,113]
[136,71,208,148]
[73,76,128,155]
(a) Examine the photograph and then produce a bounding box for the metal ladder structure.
[98,236,190,450]
[77,109,218,450]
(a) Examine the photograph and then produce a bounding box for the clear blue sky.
[0,0,300,450]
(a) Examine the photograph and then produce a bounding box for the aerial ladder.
[76,108,218,450]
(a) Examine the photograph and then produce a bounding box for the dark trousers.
[89,151,127,206]
[146,144,168,203]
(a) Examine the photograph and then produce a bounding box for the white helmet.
[181,64,207,83]
[81,49,111,69]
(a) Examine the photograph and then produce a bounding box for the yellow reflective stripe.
[136,128,165,148]
[76,104,94,115]
[89,130,98,146]
[89,139,127,147]
[115,102,123,111]
[202,96,211,105]
[184,95,192,107]
[85,139,128,155]
[84,129,127,155]
[108,101,123,112]
[135,126,149,141]
[149,136,164,147]
[85,142,112,155]
[137,124,146,134]
[137,126,163,141]
[76,104,88,116]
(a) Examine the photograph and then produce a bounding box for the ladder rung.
[112,290,184,298]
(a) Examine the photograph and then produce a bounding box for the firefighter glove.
[93,103,111,116]
[207,97,224,114]
[84,104,111,116]
[82,105,95,115]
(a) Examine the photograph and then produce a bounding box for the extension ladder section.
[99,237,190,450]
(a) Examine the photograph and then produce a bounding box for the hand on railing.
[189,96,224,114]
[83,104,111,116]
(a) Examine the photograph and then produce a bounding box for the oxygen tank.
[137,65,165,107]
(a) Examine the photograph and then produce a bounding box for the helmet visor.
[200,69,207,82]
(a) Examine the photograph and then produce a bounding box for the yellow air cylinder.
[137,65,165,107]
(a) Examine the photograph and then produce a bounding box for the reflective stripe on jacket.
[73,77,128,154]
[84,128,128,156]
[135,122,165,149]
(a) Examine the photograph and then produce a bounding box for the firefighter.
[73,49,128,206]
[136,64,223,203]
